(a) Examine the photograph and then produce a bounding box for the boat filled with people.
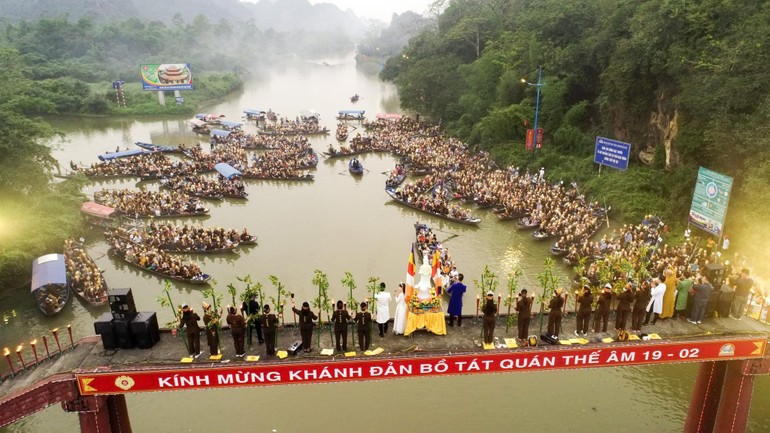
[336,122,349,142]
[31,254,70,315]
[107,236,211,284]
[336,109,365,121]
[64,239,108,306]
[385,164,407,188]
[386,187,481,225]
[106,222,251,254]
[94,189,209,218]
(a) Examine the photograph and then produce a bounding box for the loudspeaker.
[288,340,303,355]
[705,289,721,318]
[109,288,137,314]
[94,312,117,350]
[717,291,734,318]
[131,312,161,349]
[113,318,134,349]
[705,263,725,288]
[540,334,559,345]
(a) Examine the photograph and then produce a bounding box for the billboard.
[525,128,543,150]
[689,166,733,236]
[594,136,631,170]
[141,63,193,91]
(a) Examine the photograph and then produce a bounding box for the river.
[1,52,769,432]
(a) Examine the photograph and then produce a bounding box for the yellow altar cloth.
[404,311,447,336]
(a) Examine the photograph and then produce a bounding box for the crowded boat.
[63,239,108,305]
[94,189,209,218]
[107,222,253,254]
[107,236,211,284]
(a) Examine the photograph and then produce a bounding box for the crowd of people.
[94,189,208,217]
[108,236,209,282]
[161,174,247,200]
[63,238,108,305]
[109,222,252,253]
[261,116,329,135]
[335,122,349,142]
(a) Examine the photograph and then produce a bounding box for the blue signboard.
[594,137,631,170]
[688,167,733,236]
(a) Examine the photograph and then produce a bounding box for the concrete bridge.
[2,315,770,433]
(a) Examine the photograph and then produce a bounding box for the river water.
[2,52,770,432]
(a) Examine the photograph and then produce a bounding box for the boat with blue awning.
[214,162,242,180]
[243,109,267,120]
[210,129,231,138]
[98,148,150,161]
[337,110,366,120]
[220,120,243,131]
[134,142,183,154]
[31,254,70,315]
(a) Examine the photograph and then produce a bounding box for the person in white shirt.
[374,282,392,337]
[644,277,667,325]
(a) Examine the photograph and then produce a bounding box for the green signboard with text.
[688,166,733,236]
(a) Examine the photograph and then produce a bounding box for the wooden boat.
[31,254,70,315]
[323,149,370,159]
[531,229,553,241]
[239,235,258,245]
[385,188,481,225]
[134,142,183,154]
[337,110,365,120]
[350,94,360,103]
[242,173,314,181]
[80,201,119,228]
[159,183,224,201]
[64,241,109,306]
[109,248,211,284]
[349,158,364,175]
[298,149,319,169]
[516,217,540,230]
[336,131,349,142]
[163,244,239,254]
[497,211,528,221]
[550,243,569,257]
[385,171,407,189]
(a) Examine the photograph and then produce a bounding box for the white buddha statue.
[414,255,434,301]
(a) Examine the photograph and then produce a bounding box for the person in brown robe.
[615,283,635,331]
[261,304,279,356]
[332,300,351,352]
[178,304,201,358]
[226,306,246,357]
[291,299,318,353]
[574,286,593,336]
[352,302,372,351]
[547,288,564,338]
[482,291,497,344]
[202,302,219,356]
[593,284,613,333]
[515,289,533,341]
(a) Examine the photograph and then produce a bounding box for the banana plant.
[536,258,561,334]
[156,279,187,350]
[474,265,498,339]
[311,269,333,347]
[341,271,358,346]
[504,266,522,334]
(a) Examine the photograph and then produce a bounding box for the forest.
[381,0,770,267]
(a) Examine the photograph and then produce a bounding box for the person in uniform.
[615,282,634,331]
[574,286,593,336]
[261,304,279,356]
[515,289,533,341]
[446,273,466,327]
[241,294,263,345]
[631,280,651,332]
[226,305,246,357]
[332,300,351,352]
[202,301,220,356]
[482,291,497,344]
[291,299,317,352]
[547,288,564,338]
[593,284,613,332]
[353,302,372,351]
[178,304,202,358]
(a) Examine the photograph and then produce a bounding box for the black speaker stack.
[94,288,160,350]
[704,263,725,288]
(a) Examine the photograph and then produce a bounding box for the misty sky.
[243,0,436,23]
[309,0,435,21]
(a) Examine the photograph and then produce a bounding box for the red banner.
[75,337,766,395]
[525,128,543,151]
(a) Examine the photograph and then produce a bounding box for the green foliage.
[383,0,770,256]
[341,271,358,312]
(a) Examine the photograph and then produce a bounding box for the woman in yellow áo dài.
[660,268,677,319]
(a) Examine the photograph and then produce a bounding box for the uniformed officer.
[515,289,533,341]
[353,302,372,351]
[332,300,351,352]
[202,301,220,356]
[291,299,317,353]
[179,304,202,358]
[615,282,635,331]
[261,304,279,357]
[226,305,246,357]
[574,286,593,336]
[482,291,497,344]
[547,288,564,338]
[631,280,651,332]
[593,284,613,333]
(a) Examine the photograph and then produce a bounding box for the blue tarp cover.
[214,162,242,179]
[210,129,231,138]
[98,148,149,161]
[220,120,243,129]
[31,254,67,293]
[338,110,365,115]
[243,109,265,115]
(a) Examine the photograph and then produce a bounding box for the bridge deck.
[2,314,770,428]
